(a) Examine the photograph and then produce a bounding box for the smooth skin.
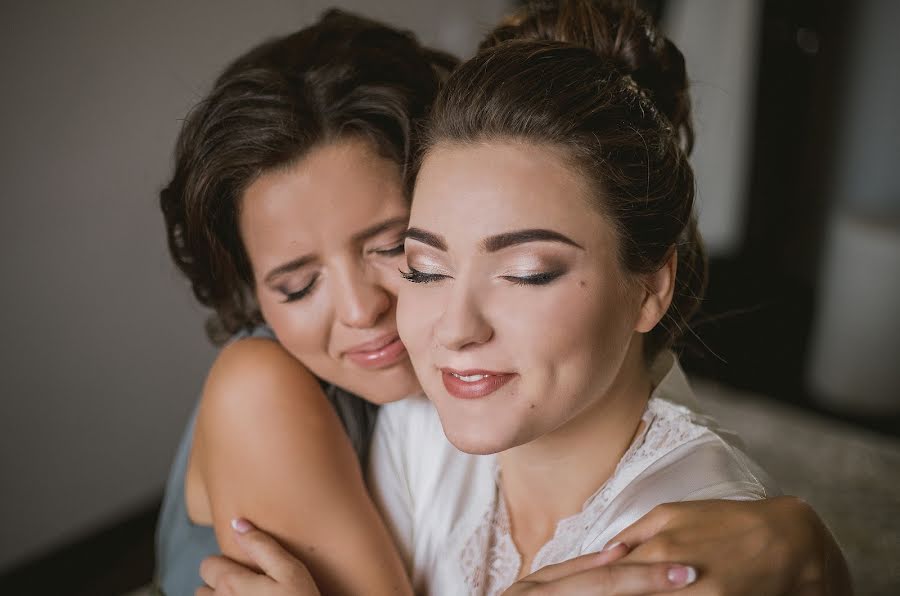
[399,140,678,576]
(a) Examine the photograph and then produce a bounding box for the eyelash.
[400,267,446,284]
[372,243,405,257]
[401,267,566,286]
[280,275,319,303]
[502,271,565,286]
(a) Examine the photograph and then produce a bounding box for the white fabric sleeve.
[583,434,779,552]
[366,403,415,577]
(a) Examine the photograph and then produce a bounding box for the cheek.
[377,259,407,297]
[258,290,332,362]
[396,285,437,360]
[493,288,591,382]
[494,279,637,383]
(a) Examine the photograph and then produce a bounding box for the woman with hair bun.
[161,3,850,596]
[381,1,851,592]
[375,0,780,591]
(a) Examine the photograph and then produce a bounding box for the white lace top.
[368,354,777,596]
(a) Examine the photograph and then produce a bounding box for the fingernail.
[667,565,697,586]
[602,541,625,551]
[231,518,253,534]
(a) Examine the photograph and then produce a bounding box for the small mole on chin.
[529,403,536,409]
[579,280,587,288]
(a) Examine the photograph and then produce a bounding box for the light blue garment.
[154,325,378,596]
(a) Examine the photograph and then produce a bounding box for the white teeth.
[451,373,490,382]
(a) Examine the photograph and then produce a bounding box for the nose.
[333,262,392,329]
[434,284,493,351]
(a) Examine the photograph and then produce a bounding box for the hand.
[503,543,698,595]
[611,497,853,596]
[197,518,320,596]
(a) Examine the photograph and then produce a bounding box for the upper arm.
[195,339,411,596]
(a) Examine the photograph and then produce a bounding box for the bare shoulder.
[199,337,338,433]
[193,337,363,553]
[194,336,355,497]
[192,339,412,595]
[207,337,324,404]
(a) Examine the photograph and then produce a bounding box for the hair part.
[160,9,457,342]
[424,0,706,359]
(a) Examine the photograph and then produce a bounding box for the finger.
[524,544,631,582]
[542,562,698,595]
[206,570,275,595]
[232,518,317,589]
[200,555,257,589]
[594,542,631,565]
[609,504,677,549]
[195,588,213,596]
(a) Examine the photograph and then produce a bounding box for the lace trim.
[459,488,521,596]
[459,398,708,594]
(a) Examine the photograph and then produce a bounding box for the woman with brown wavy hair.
[156,10,452,595]
[157,4,850,596]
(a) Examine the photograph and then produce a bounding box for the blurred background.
[1,0,897,594]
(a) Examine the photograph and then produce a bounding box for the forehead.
[411,141,610,248]
[240,139,408,254]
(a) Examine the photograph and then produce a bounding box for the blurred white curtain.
[808,0,900,413]
[663,0,763,257]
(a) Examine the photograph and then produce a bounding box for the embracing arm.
[502,497,851,596]
[194,338,411,596]
[608,497,853,595]
[195,367,850,596]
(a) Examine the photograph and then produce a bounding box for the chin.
[444,433,504,455]
[436,412,519,455]
[340,361,420,405]
[367,367,421,405]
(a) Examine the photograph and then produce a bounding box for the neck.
[498,342,653,564]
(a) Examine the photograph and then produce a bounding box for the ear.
[634,249,677,334]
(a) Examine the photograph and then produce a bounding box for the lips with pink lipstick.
[343,333,408,369]
[440,368,517,399]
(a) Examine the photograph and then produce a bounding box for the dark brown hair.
[160,9,457,342]
[424,0,706,358]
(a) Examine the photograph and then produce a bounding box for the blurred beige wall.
[0,0,510,572]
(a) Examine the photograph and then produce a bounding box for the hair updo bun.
[481,0,693,153]
[424,0,706,359]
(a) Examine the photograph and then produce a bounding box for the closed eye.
[400,266,448,284]
[280,275,319,302]
[372,243,405,257]
[501,271,566,286]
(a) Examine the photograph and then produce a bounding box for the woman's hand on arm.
[197,519,319,596]
[610,497,853,596]
[195,339,412,596]
[503,544,698,595]
[504,497,852,596]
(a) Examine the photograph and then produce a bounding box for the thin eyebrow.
[264,255,316,284]
[404,227,448,251]
[264,216,407,284]
[352,216,409,244]
[482,229,584,252]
